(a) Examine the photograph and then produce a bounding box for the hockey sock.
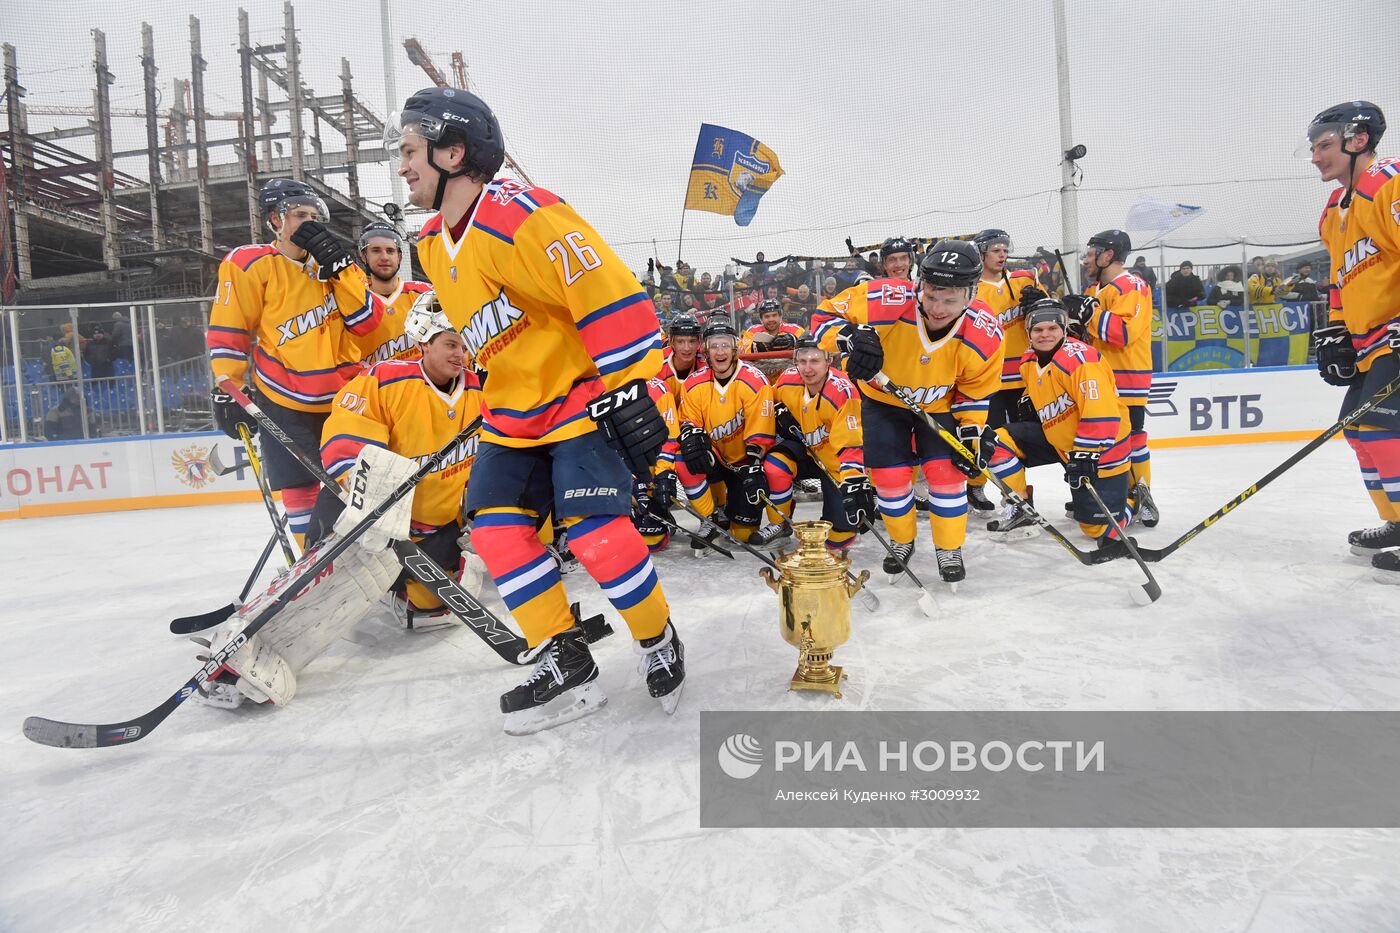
[280,484,319,552]
[827,528,855,550]
[565,515,669,642]
[921,459,969,550]
[764,451,797,523]
[988,432,1029,493]
[471,509,573,646]
[675,463,715,517]
[1129,426,1151,488]
[730,521,760,543]
[870,466,917,546]
[1347,426,1400,521]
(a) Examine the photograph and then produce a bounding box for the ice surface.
[3,441,1399,932]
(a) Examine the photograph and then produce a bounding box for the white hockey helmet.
[404,290,456,344]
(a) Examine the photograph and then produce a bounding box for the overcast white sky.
[4,0,1397,274]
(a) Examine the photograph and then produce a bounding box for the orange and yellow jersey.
[338,279,433,369]
[415,178,662,449]
[976,268,1041,389]
[657,346,707,403]
[1319,156,1400,373]
[771,367,865,483]
[811,283,868,352]
[207,244,384,413]
[846,278,1004,427]
[1018,339,1130,475]
[739,321,805,352]
[645,376,681,476]
[321,360,482,531]
[679,362,776,468]
[1083,272,1153,407]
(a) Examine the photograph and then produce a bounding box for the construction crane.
[401,38,533,185]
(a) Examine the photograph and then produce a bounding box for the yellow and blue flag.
[683,124,784,227]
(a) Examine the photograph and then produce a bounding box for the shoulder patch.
[416,215,444,242]
[224,244,277,271]
[957,307,1004,359]
[473,179,564,244]
[682,367,713,391]
[402,280,432,294]
[1058,338,1099,369]
[371,358,423,385]
[1355,157,1400,200]
[737,361,770,389]
[773,367,805,390]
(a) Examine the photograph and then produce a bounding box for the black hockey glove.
[1015,393,1039,424]
[1062,294,1099,328]
[737,447,768,506]
[773,402,802,445]
[211,385,256,440]
[290,221,356,281]
[950,424,997,478]
[1313,324,1359,387]
[1064,449,1100,490]
[587,379,668,477]
[839,475,876,529]
[630,479,670,538]
[650,469,679,506]
[767,332,797,352]
[1017,284,1049,311]
[678,422,714,475]
[836,324,883,382]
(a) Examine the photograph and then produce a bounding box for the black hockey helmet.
[258,178,327,231]
[793,334,824,354]
[1306,100,1386,153]
[917,239,983,290]
[388,87,506,210]
[1024,297,1068,332]
[972,228,1013,254]
[702,318,739,343]
[668,312,702,339]
[880,236,916,260]
[757,298,784,316]
[1086,229,1132,266]
[357,220,405,255]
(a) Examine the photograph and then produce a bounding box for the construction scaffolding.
[1,2,390,305]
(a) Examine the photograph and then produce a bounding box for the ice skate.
[883,541,915,584]
[987,499,1039,540]
[1372,549,1400,585]
[1349,521,1400,557]
[750,521,794,551]
[637,621,685,715]
[501,628,606,736]
[966,483,996,514]
[936,547,965,588]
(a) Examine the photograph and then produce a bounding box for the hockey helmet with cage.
[1086,229,1132,266]
[1024,297,1069,332]
[667,312,702,339]
[972,228,1013,254]
[387,87,506,210]
[701,318,739,344]
[917,239,983,291]
[258,178,327,231]
[404,290,457,345]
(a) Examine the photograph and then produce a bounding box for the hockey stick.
[772,409,933,616]
[214,377,540,663]
[1135,369,1400,563]
[632,492,734,558]
[869,372,1106,568]
[23,424,476,749]
[1084,480,1162,605]
[238,422,297,566]
[168,531,279,635]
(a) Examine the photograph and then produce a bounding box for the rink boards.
[0,366,1344,519]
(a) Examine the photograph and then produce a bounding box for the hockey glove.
[586,378,668,477]
[1062,294,1099,328]
[767,332,797,352]
[950,424,997,478]
[1064,449,1100,490]
[738,447,768,506]
[678,422,714,475]
[290,221,356,281]
[649,469,679,506]
[1015,393,1039,424]
[773,403,802,445]
[839,475,876,529]
[211,385,256,440]
[836,324,884,382]
[1017,284,1049,310]
[1314,324,1359,387]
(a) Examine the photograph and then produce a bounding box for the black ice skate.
[750,521,794,551]
[936,547,965,587]
[690,517,721,558]
[501,627,605,736]
[1091,535,1138,564]
[987,498,1039,540]
[547,526,579,574]
[966,484,996,514]
[637,621,685,715]
[883,541,915,584]
[1349,521,1400,557]
[1372,549,1400,585]
[1131,482,1160,528]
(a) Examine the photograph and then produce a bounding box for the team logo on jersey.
[873,284,916,305]
[899,384,952,406]
[275,294,340,345]
[710,411,745,442]
[1336,237,1380,288]
[170,444,215,489]
[491,180,532,206]
[1036,392,1075,423]
[1391,198,1400,226]
[462,288,529,365]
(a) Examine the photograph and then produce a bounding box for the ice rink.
[3,439,1399,932]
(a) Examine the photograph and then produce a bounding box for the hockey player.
[339,220,433,368]
[741,299,805,352]
[965,228,1047,514]
[1307,101,1400,582]
[316,293,484,625]
[676,319,777,548]
[810,237,917,349]
[1069,229,1157,526]
[630,376,683,552]
[757,336,872,551]
[984,298,1134,559]
[836,240,1004,584]
[657,312,706,401]
[207,178,385,549]
[388,87,681,732]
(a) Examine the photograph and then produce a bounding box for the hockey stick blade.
[1084,480,1161,605]
[207,443,241,477]
[168,531,279,634]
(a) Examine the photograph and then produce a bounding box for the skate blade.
[655,681,684,716]
[1350,544,1399,558]
[885,572,902,586]
[942,580,961,594]
[504,682,607,736]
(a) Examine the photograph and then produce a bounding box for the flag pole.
[676,205,688,266]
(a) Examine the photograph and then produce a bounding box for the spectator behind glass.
[108,311,133,360]
[750,251,769,281]
[44,387,91,440]
[1207,266,1245,306]
[1164,261,1205,308]
[1130,256,1158,288]
[84,324,114,378]
[822,275,839,299]
[50,328,78,381]
[1248,260,1284,305]
[1279,261,1321,302]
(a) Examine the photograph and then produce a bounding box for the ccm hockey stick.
[1136,369,1400,563]
[214,377,559,663]
[23,423,477,749]
[168,530,280,635]
[237,421,298,566]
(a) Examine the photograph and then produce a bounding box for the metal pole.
[92,30,120,271]
[379,0,405,207]
[0,309,9,444]
[1157,242,1168,373]
[141,24,164,250]
[130,305,148,434]
[147,303,165,433]
[69,308,90,439]
[1241,242,1252,369]
[284,1,305,181]
[1052,0,1080,263]
[238,9,261,241]
[189,16,215,255]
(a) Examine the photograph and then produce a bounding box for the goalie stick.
[168,529,280,635]
[23,422,478,749]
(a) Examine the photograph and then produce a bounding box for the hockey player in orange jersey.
[388,87,681,733]
[657,312,707,402]
[740,299,805,352]
[338,220,432,368]
[206,179,385,549]
[1307,101,1400,583]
